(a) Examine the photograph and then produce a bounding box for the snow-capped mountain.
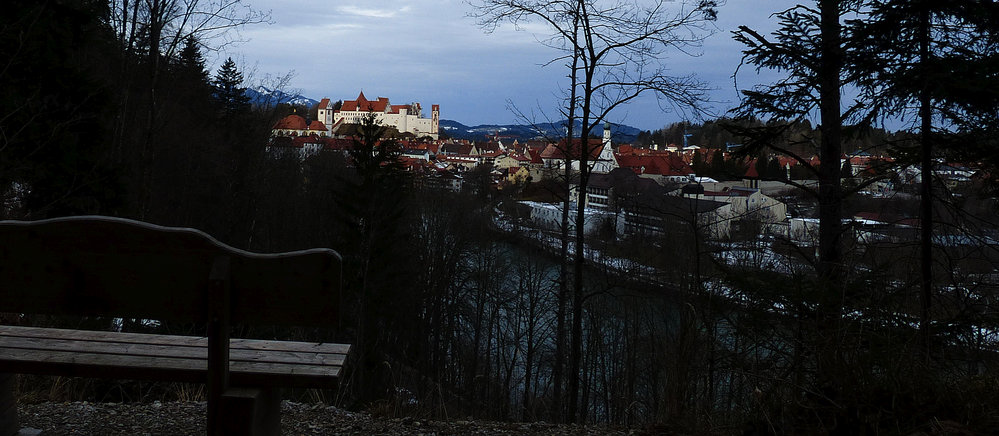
[439,119,642,143]
[245,86,318,108]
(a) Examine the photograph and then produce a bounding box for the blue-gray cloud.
[225,0,800,130]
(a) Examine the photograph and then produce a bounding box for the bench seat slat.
[0,336,347,367]
[0,327,347,389]
[0,347,343,389]
[0,326,351,355]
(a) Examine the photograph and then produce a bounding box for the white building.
[684,186,787,229]
[318,92,440,139]
[538,123,618,174]
[522,201,616,236]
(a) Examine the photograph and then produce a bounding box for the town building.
[539,123,619,174]
[565,167,734,239]
[271,113,329,138]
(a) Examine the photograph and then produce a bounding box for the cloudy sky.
[219,0,799,131]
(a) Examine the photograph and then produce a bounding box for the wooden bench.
[0,216,349,435]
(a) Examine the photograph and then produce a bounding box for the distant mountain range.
[439,119,642,143]
[245,86,318,108]
[245,89,644,142]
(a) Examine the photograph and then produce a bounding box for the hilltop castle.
[317,91,439,139]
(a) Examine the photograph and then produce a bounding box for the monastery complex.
[272,91,440,139]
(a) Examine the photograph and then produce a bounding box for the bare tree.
[472,0,717,422]
[106,0,270,57]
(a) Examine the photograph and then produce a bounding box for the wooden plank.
[0,325,208,346]
[0,326,351,355]
[0,347,342,387]
[231,338,351,355]
[0,337,347,367]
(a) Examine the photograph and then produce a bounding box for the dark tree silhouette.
[853,0,999,356]
[213,57,250,117]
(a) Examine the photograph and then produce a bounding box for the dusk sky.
[219,0,800,131]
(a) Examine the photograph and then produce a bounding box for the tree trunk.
[554,8,582,422]
[917,0,933,361]
[815,0,846,409]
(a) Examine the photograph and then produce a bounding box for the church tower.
[431,104,440,136]
[594,122,618,173]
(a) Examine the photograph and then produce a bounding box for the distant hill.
[245,86,318,108]
[439,119,642,143]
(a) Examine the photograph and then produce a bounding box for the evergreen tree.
[176,36,208,83]
[731,1,871,429]
[691,150,706,175]
[170,35,212,105]
[213,57,250,116]
[852,0,999,357]
[336,113,413,406]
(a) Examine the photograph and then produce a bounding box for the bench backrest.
[0,216,342,328]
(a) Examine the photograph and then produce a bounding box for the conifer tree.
[731,1,870,428]
[337,113,412,406]
[177,36,208,83]
[213,57,250,116]
[852,0,999,357]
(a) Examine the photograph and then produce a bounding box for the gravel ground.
[17,401,647,435]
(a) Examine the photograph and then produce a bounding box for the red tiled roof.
[318,98,331,109]
[540,138,604,160]
[529,149,544,164]
[272,114,308,130]
[615,154,690,176]
[308,120,327,131]
[323,138,354,150]
[340,91,390,112]
[777,157,798,168]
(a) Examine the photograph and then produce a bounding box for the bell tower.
[431,104,440,136]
